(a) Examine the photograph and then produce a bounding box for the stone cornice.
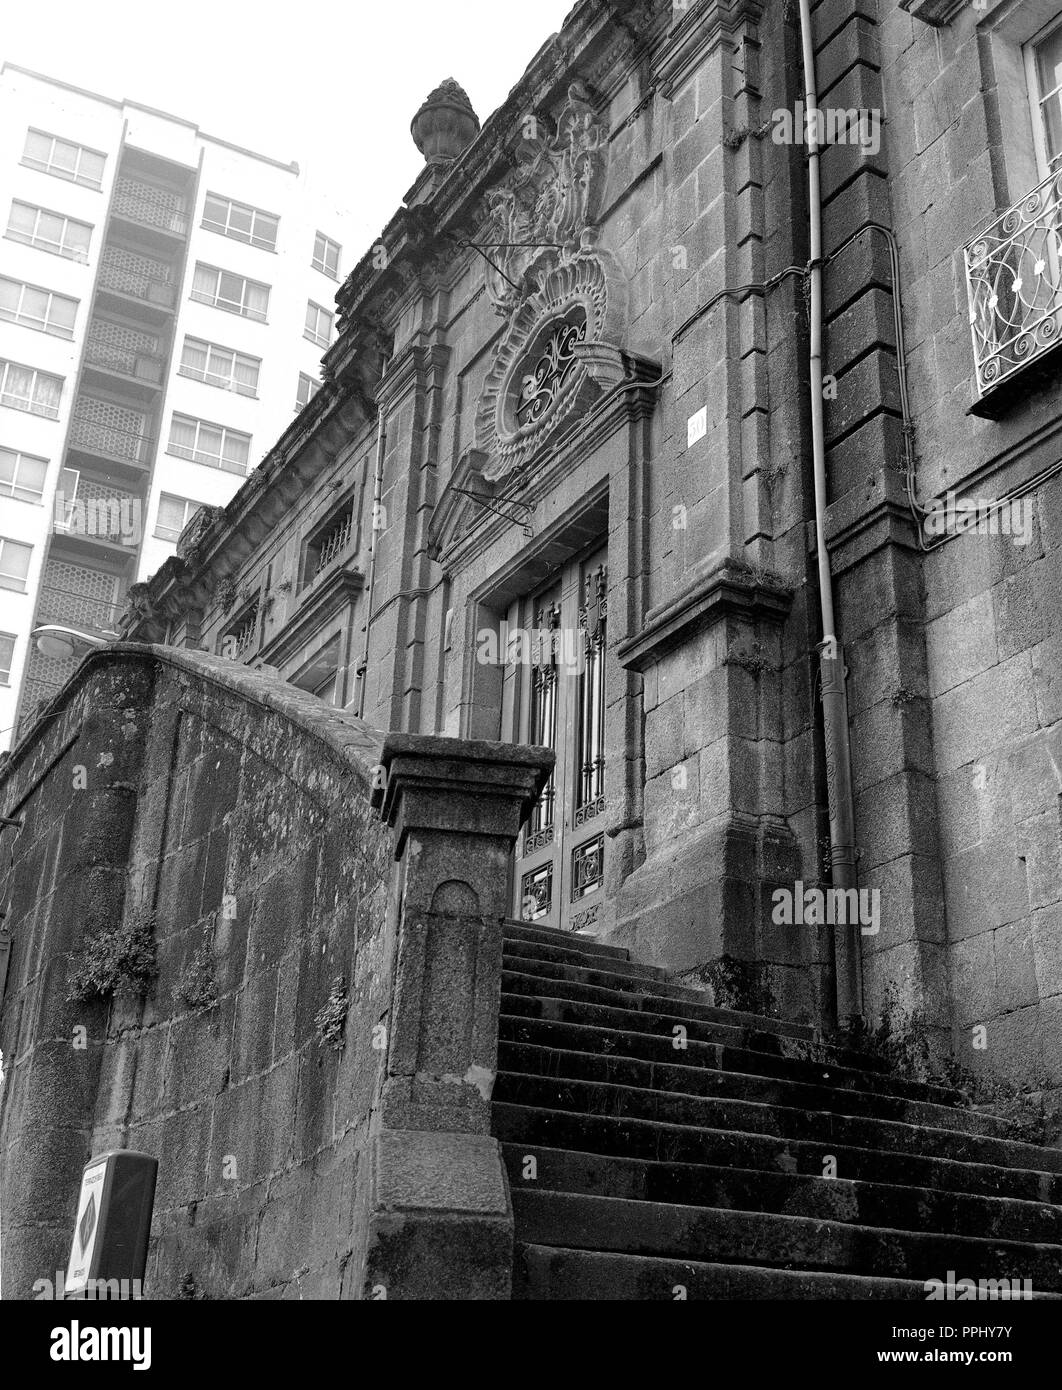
[617,557,792,672]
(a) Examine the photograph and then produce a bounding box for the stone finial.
[411,79,480,164]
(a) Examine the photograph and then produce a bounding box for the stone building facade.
[2,0,1062,1300]
[121,0,1062,1077]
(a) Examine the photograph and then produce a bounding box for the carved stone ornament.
[473,82,628,481]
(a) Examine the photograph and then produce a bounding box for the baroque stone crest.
[473,81,628,481]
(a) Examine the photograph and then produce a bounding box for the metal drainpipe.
[354,400,387,720]
[798,0,864,1028]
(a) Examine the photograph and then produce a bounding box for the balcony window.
[0,277,77,338]
[304,300,333,349]
[0,446,48,503]
[155,493,203,542]
[7,201,92,262]
[22,129,105,190]
[168,413,250,475]
[964,22,1062,414]
[0,632,14,684]
[312,232,341,278]
[1028,15,1062,178]
[296,372,320,411]
[202,193,278,251]
[0,359,62,418]
[191,263,269,322]
[179,337,260,396]
[0,536,32,592]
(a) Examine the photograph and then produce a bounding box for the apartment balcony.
[68,409,155,473]
[83,321,167,399]
[964,168,1062,416]
[53,476,143,558]
[109,176,189,245]
[35,582,125,633]
[97,246,178,321]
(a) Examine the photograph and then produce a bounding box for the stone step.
[495,1039,1022,1142]
[512,1245,1062,1300]
[492,1103,1062,1204]
[494,1071,1062,1174]
[498,1012,970,1110]
[503,938,685,989]
[500,986,894,1075]
[503,919,631,961]
[510,1190,1062,1289]
[502,949,815,1041]
[500,1142,1062,1244]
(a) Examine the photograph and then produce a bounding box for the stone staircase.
[492,919,1062,1299]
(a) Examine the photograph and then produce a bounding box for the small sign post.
[66,1151,157,1299]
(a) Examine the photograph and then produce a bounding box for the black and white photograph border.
[0,0,1060,1343]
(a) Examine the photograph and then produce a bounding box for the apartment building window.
[0,446,48,503]
[0,277,77,339]
[155,493,203,542]
[22,129,106,190]
[312,232,341,279]
[168,413,250,475]
[0,632,14,684]
[202,193,279,251]
[7,201,92,262]
[191,263,269,322]
[1027,15,1062,178]
[179,337,260,397]
[0,537,32,592]
[304,301,333,348]
[0,360,62,418]
[296,372,320,411]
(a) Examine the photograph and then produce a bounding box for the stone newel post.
[357,734,553,1300]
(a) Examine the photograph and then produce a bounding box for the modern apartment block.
[0,63,354,747]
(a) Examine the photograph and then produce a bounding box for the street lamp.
[32,625,118,661]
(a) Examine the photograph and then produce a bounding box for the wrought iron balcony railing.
[964,168,1062,409]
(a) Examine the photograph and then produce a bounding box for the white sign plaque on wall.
[65,1150,158,1297]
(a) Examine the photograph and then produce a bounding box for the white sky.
[0,0,578,254]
